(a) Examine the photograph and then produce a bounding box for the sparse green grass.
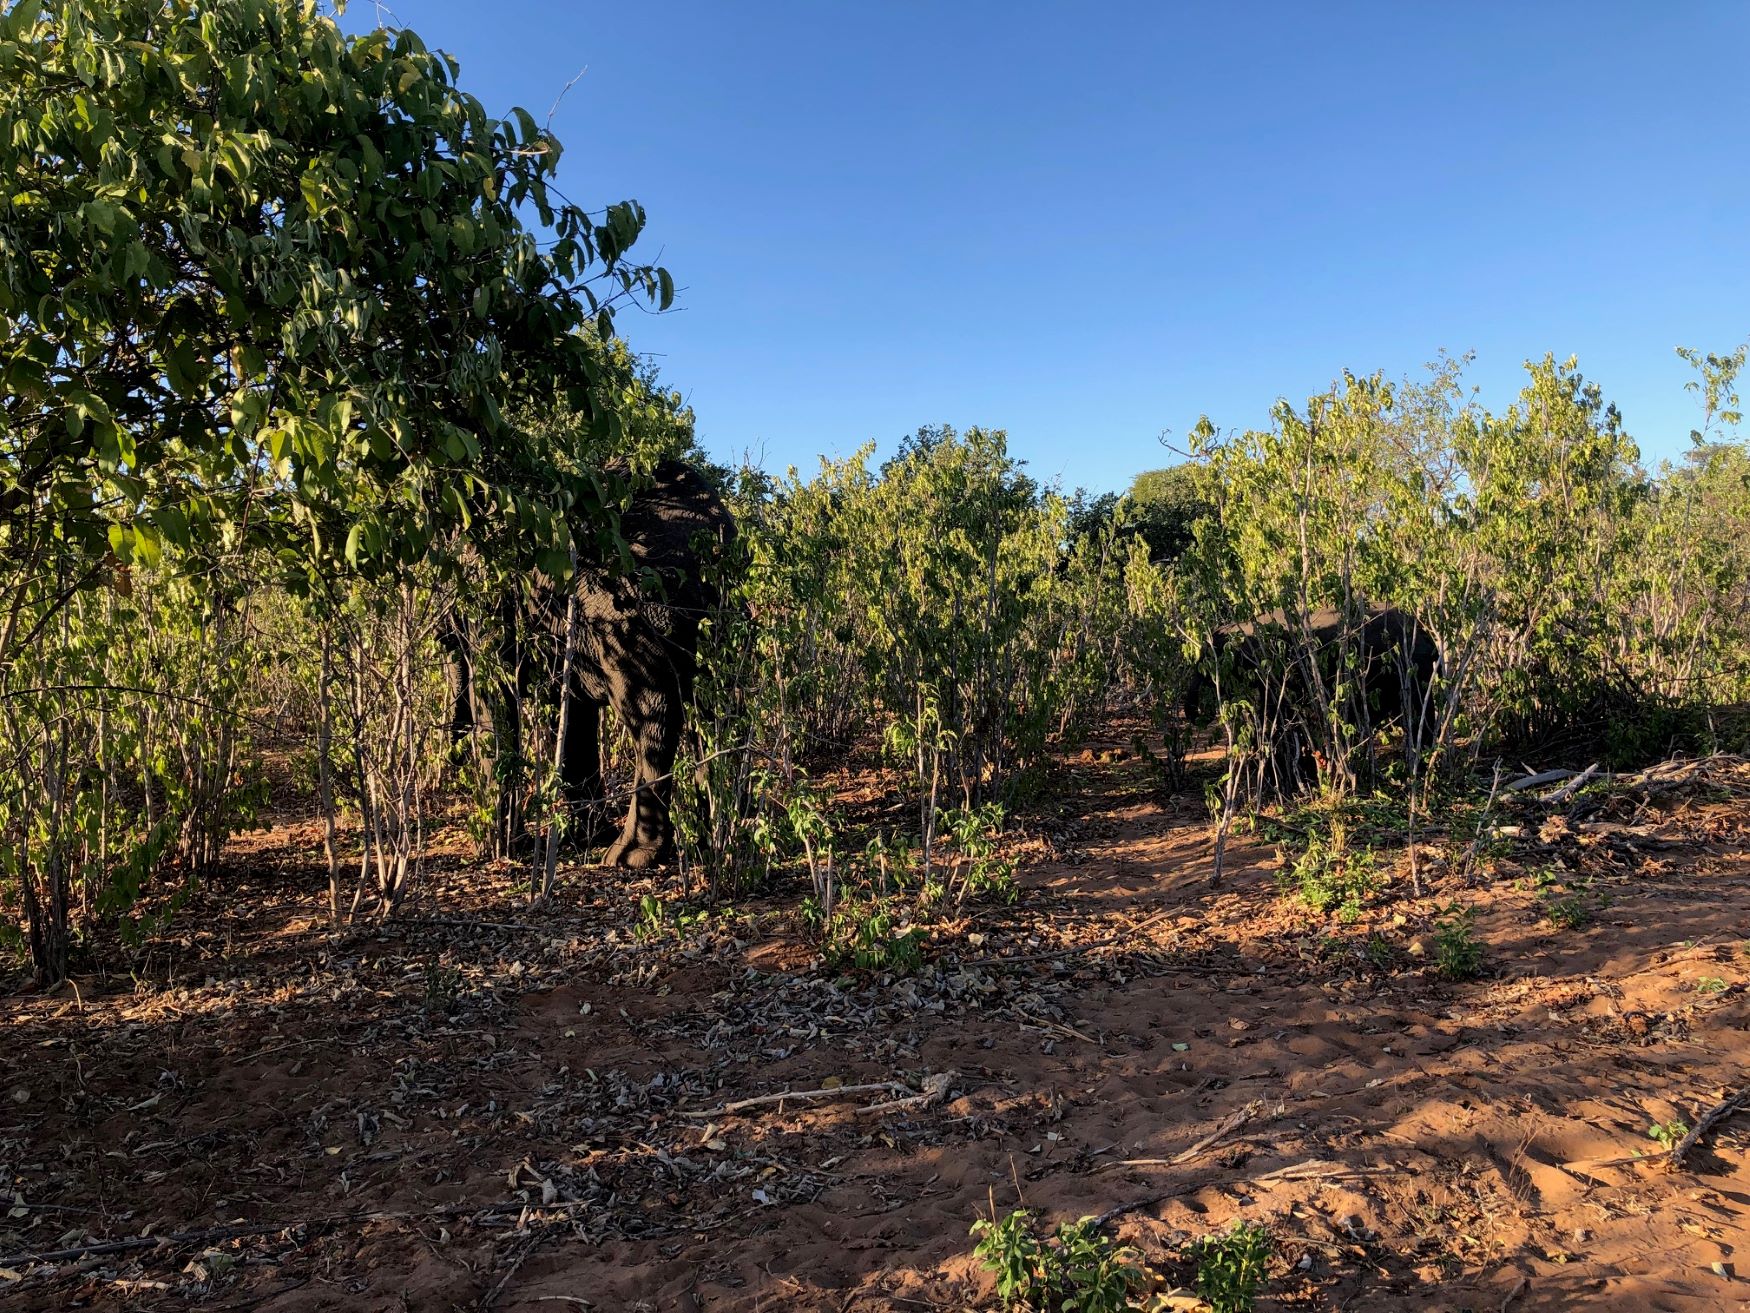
[1528,866,1608,932]
[1544,893,1590,931]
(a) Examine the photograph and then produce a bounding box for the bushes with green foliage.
[1178,349,1750,832]
[971,1208,1145,1312]
[1185,1221,1273,1313]
[6,4,1749,990]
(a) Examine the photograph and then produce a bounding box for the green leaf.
[1,0,44,39]
[155,505,191,549]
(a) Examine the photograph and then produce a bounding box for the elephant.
[443,460,736,868]
[1183,604,1439,736]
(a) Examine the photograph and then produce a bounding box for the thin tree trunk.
[537,564,580,905]
[319,625,341,927]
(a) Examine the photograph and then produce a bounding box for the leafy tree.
[0,0,670,982]
[1125,462,1212,562]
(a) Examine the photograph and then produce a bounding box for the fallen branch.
[397,916,556,935]
[1105,1100,1264,1170]
[1671,1085,1750,1169]
[1249,1159,1405,1183]
[1009,1009,1100,1045]
[957,909,1177,970]
[238,1037,336,1064]
[1562,1146,1671,1171]
[854,1072,953,1116]
[1504,767,1589,793]
[680,1081,909,1119]
[1538,763,1601,805]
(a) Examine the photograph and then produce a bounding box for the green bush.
[1185,1221,1273,1313]
[970,1209,1144,1312]
[806,893,924,975]
[1431,903,1485,980]
[1279,822,1379,922]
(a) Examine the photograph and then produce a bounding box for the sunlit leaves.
[1,0,675,605]
[0,0,678,983]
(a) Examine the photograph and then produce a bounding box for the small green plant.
[634,893,668,942]
[786,778,839,921]
[1648,1119,1690,1150]
[813,894,924,974]
[939,803,1019,906]
[1363,933,1398,971]
[970,1208,1144,1312]
[971,1207,1046,1307]
[422,961,463,1015]
[1279,822,1378,921]
[1695,976,1727,995]
[632,893,711,943]
[1430,902,1484,980]
[862,831,915,894]
[1544,893,1590,931]
[1049,1217,1143,1313]
[1185,1220,1272,1313]
[1526,866,1561,893]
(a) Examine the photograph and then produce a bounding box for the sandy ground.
[4,742,1750,1311]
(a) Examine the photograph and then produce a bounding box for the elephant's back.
[618,460,734,576]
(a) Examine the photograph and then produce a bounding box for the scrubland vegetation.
[5,4,1750,1311]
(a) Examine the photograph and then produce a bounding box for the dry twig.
[1671,1085,1750,1169]
[1105,1100,1266,1169]
[854,1072,954,1116]
[680,1081,910,1119]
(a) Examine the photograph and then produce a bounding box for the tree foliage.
[0,0,670,982]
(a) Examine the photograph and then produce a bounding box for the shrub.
[1279,822,1379,921]
[1185,1221,1273,1313]
[1544,893,1590,931]
[807,893,924,975]
[1431,903,1484,980]
[970,1209,1144,1312]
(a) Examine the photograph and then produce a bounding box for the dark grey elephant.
[444,460,735,868]
[1183,604,1439,732]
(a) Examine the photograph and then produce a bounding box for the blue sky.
[355,2,1748,492]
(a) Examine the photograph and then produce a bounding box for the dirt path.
[4,747,1750,1311]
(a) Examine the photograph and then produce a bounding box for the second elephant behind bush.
[1183,605,1439,735]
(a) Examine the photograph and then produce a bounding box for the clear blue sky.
[354,2,1748,492]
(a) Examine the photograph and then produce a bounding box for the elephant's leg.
[436,621,475,748]
[604,701,680,869]
[560,689,613,846]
